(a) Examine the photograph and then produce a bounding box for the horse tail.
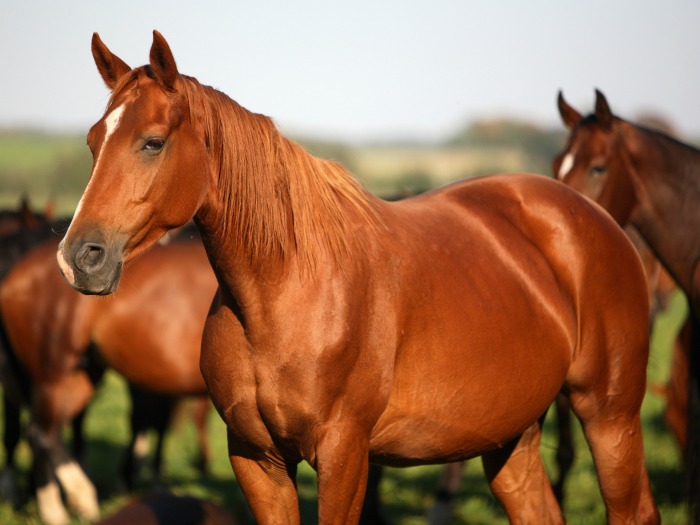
[688,310,700,524]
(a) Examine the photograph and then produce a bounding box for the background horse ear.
[594,89,614,129]
[91,33,132,91]
[149,30,179,91]
[557,91,582,129]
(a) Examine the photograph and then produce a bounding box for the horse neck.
[622,122,700,297]
[190,87,382,294]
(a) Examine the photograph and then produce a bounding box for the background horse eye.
[143,138,165,153]
[589,165,606,177]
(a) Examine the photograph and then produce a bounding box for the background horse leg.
[26,419,70,525]
[426,461,466,525]
[481,422,563,524]
[552,393,573,503]
[121,386,176,491]
[359,464,386,525]
[0,394,21,506]
[31,378,100,523]
[191,397,212,474]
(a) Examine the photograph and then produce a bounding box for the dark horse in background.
[0,228,216,525]
[554,89,700,523]
[57,31,658,524]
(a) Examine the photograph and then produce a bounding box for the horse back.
[368,173,649,463]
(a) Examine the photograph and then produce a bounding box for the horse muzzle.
[57,238,124,295]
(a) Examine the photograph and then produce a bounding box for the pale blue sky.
[1,1,698,141]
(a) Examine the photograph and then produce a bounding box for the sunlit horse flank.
[554,88,700,523]
[58,31,659,524]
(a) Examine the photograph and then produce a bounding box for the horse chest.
[201,317,318,455]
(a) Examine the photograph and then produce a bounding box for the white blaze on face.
[557,152,575,180]
[72,104,126,224]
[59,104,127,279]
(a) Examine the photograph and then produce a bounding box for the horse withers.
[57,31,659,524]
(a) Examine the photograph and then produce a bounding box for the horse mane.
[174,74,383,272]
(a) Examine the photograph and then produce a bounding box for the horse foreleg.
[315,427,370,525]
[231,455,299,525]
[481,422,563,525]
[229,449,300,524]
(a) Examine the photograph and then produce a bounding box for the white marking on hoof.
[37,481,70,525]
[55,461,100,521]
[133,431,151,460]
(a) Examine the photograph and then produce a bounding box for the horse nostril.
[74,243,107,273]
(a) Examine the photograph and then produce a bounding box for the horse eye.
[143,138,165,153]
[590,165,606,177]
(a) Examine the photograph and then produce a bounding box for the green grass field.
[0,293,690,524]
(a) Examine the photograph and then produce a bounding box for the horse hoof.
[37,482,70,525]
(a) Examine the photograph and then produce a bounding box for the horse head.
[57,31,212,295]
[552,89,638,225]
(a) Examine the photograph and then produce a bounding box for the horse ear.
[149,30,179,91]
[557,91,582,129]
[594,89,614,129]
[91,33,131,90]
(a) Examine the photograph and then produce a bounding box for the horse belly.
[369,269,572,465]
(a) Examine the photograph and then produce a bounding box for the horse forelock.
[176,76,382,272]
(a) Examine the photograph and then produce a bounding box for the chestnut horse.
[0,234,216,525]
[554,89,700,522]
[57,31,659,524]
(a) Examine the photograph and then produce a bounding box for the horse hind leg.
[481,421,564,524]
[568,356,659,524]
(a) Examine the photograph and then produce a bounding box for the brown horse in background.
[0,235,216,525]
[57,31,659,524]
[0,199,60,506]
[0,197,51,238]
[554,89,700,522]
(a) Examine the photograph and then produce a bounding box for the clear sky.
[1,1,698,142]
